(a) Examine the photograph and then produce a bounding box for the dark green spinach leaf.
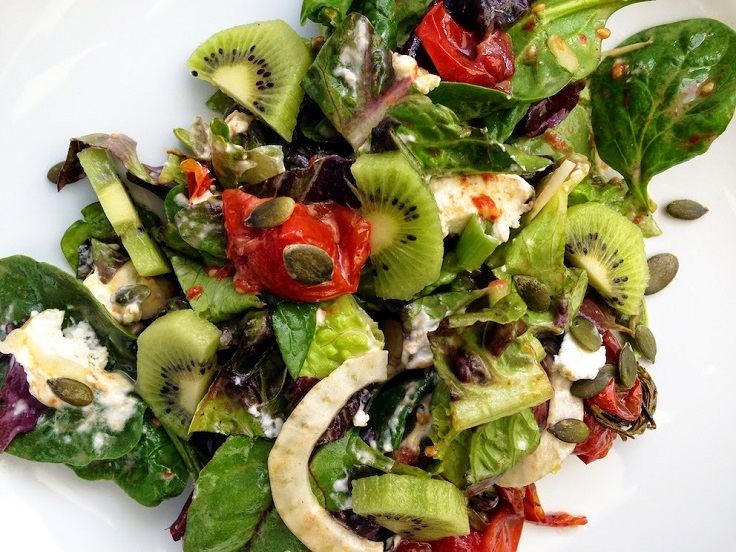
[507,0,644,102]
[272,300,318,379]
[591,18,736,211]
[71,413,188,506]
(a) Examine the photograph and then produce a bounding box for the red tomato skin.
[415,3,514,91]
[180,158,213,203]
[589,377,643,422]
[222,189,370,302]
[574,410,616,464]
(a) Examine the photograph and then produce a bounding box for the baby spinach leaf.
[591,18,736,211]
[428,81,513,121]
[0,255,137,377]
[71,413,188,506]
[6,397,146,467]
[309,434,354,511]
[169,252,263,323]
[60,202,118,273]
[183,436,273,552]
[384,96,551,175]
[272,299,318,379]
[248,508,309,552]
[354,0,399,49]
[302,13,412,149]
[507,0,644,102]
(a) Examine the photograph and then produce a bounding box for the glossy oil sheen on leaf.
[507,0,644,102]
[591,18,736,210]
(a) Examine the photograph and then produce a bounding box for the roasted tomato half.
[222,189,371,302]
[415,2,515,92]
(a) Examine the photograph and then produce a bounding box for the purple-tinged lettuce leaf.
[56,133,157,190]
[0,356,47,453]
[248,155,359,208]
[302,13,413,149]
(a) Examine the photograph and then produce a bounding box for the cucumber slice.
[77,147,170,277]
[352,474,470,541]
[268,350,388,552]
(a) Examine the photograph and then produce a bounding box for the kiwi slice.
[351,474,470,541]
[351,152,444,300]
[187,20,311,141]
[565,202,648,315]
[136,309,222,440]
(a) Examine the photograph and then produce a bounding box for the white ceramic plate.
[0,1,734,550]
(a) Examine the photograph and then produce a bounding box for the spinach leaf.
[60,202,118,273]
[272,300,318,379]
[183,436,273,552]
[6,397,146,466]
[309,434,354,511]
[71,413,188,506]
[367,369,435,452]
[428,82,513,120]
[302,13,412,149]
[354,0,399,49]
[507,0,643,102]
[384,96,551,175]
[0,255,137,376]
[248,508,309,552]
[591,18,736,211]
[395,0,433,45]
[169,252,263,323]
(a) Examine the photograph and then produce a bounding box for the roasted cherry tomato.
[415,2,514,92]
[180,158,213,203]
[574,410,616,464]
[589,376,643,422]
[222,189,371,302]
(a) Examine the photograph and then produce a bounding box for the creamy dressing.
[401,310,442,369]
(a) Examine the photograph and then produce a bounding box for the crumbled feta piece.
[391,53,441,94]
[83,261,174,325]
[0,309,138,430]
[428,173,534,240]
[353,406,370,427]
[553,331,607,381]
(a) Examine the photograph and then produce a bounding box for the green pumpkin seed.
[245,196,296,229]
[570,364,616,399]
[47,377,94,407]
[283,243,334,286]
[512,275,551,311]
[645,253,678,295]
[569,316,602,352]
[618,342,638,389]
[634,324,657,362]
[47,161,65,184]
[111,284,151,306]
[665,199,708,221]
[548,418,590,443]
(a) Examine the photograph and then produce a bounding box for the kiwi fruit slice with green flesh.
[136,309,222,440]
[351,152,444,301]
[565,202,648,315]
[187,20,311,141]
[351,474,470,541]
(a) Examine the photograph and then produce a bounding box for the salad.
[5,1,727,544]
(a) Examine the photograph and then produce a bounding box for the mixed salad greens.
[1,0,735,551]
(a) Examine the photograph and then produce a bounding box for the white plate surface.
[0,1,734,550]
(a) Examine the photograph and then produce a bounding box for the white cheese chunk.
[391,53,441,94]
[83,260,174,325]
[428,173,534,240]
[0,309,138,431]
[553,331,607,381]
